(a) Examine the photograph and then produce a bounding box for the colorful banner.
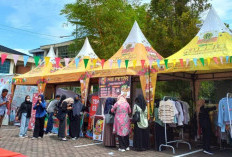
[80,78,90,105]
[93,115,104,141]
[28,93,39,130]
[99,76,131,98]
[88,96,99,130]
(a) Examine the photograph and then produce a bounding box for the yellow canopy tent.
[155,7,232,106]
[89,21,164,117]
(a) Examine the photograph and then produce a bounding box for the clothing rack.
[159,96,191,154]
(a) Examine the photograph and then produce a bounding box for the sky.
[0,0,232,55]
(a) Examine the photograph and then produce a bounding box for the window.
[35,52,44,60]
[58,46,75,58]
[0,59,10,73]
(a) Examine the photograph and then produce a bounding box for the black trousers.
[154,122,165,151]
[33,116,45,138]
[69,116,80,138]
[118,135,129,149]
[202,127,211,151]
[58,119,66,138]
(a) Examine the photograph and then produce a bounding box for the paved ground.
[0,126,231,157]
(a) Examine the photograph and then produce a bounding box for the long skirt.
[154,122,165,151]
[103,123,116,147]
[69,116,80,138]
[133,123,150,151]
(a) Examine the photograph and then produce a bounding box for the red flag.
[213,57,219,64]
[101,59,105,69]
[55,57,60,68]
[179,59,184,67]
[1,53,8,65]
[141,60,145,69]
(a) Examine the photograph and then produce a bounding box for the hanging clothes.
[218,98,232,132]
[158,100,178,124]
[180,101,190,125]
[175,101,184,126]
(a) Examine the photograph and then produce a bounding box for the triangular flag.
[125,60,129,69]
[34,56,40,67]
[117,59,121,68]
[101,59,105,69]
[92,59,97,67]
[83,59,89,69]
[45,57,50,66]
[1,53,7,65]
[193,58,197,66]
[180,59,184,67]
[75,58,80,68]
[226,56,229,63]
[173,59,176,67]
[133,60,137,68]
[200,58,204,66]
[141,60,145,69]
[213,57,219,64]
[220,56,223,64]
[164,59,168,69]
[109,59,113,68]
[23,55,29,67]
[230,56,232,63]
[149,59,153,68]
[13,55,19,66]
[64,58,70,67]
[186,59,189,67]
[207,58,211,65]
[55,57,60,68]
[156,59,160,68]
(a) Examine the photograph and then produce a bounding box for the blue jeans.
[19,113,30,136]
[46,112,54,133]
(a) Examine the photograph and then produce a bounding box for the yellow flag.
[92,59,97,67]
[45,57,50,66]
[173,59,176,67]
[207,58,211,65]
[133,60,137,68]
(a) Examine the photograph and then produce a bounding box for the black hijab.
[104,97,116,114]
[135,94,146,112]
[73,95,83,116]
[58,95,66,108]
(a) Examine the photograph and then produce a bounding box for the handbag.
[105,110,114,124]
[132,106,140,123]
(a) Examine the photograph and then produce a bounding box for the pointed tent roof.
[14,46,63,85]
[162,7,232,73]
[90,21,163,78]
[44,37,100,83]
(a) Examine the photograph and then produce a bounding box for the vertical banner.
[140,74,150,119]
[93,115,104,141]
[28,93,39,130]
[88,96,99,130]
[38,83,46,94]
[80,78,90,105]
[150,73,157,115]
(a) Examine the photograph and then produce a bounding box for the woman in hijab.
[133,94,149,151]
[32,94,46,139]
[111,95,131,152]
[58,97,74,141]
[103,97,116,147]
[16,95,32,138]
[68,95,83,140]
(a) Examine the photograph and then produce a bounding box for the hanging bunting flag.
[92,59,97,67]
[186,59,189,67]
[101,59,105,69]
[141,60,145,69]
[226,56,229,63]
[193,58,197,66]
[64,58,70,67]
[83,59,89,69]
[230,56,232,63]
[45,57,50,66]
[109,59,113,68]
[23,55,29,67]
[75,58,80,68]
[213,57,219,64]
[164,59,168,69]
[149,59,153,68]
[180,59,184,67]
[133,60,137,68]
[13,55,19,66]
[207,58,211,65]
[220,56,223,64]
[125,60,129,69]
[34,56,40,67]
[1,53,7,65]
[173,59,176,67]
[156,59,160,68]
[200,58,204,66]
[55,57,60,68]
[117,59,121,68]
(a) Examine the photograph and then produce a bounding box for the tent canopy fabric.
[90,21,163,78]
[44,37,100,84]
[13,46,63,85]
[158,7,232,74]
